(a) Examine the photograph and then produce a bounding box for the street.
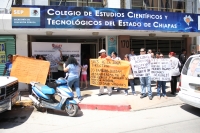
[0,104,200,133]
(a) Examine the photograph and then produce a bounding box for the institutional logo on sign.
[12,7,41,27]
[32,9,39,16]
[183,15,194,26]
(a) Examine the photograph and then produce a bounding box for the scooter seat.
[35,83,55,95]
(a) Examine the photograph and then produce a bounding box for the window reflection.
[132,0,185,12]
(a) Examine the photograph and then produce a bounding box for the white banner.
[151,59,171,81]
[131,54,151,77]
[32,42,81,72]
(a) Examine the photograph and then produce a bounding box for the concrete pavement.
[15,81,184,111]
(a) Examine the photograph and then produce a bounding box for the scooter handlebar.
[30,81,39,86]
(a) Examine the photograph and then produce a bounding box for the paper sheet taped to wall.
[10,55,50,84]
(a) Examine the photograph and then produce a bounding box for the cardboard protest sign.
[10,55,50,84]
[90,59,130,88]
[131,54,151,77]
[151,59,171,81]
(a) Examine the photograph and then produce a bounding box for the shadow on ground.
[180,104,200,117]
[0,106,34,129]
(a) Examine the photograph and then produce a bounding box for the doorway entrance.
[81,44,96,80]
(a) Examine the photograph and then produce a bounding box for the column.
[16,34,28,91]
[118,35,130,59]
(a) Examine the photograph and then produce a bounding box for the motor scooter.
[29,78,79,117]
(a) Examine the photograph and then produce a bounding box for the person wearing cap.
[98,49,112,96]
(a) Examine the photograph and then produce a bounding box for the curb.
[14,100,131,111]
[15,100,33,106]
[78,103,131,111]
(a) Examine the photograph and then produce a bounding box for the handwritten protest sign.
[131,54,151,77]
[151,59,171,81]
[10,55,50,84]
[90,59,130,88]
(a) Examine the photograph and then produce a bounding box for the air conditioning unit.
[0,8,6,14]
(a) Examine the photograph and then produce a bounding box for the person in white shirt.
[169,52,181,95]
[111,51,121,60]
[129,49,136,61]
[80,59,88,89]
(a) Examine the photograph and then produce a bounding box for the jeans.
[67,76,82,99]
[125,79,135,94]
[157,81,166,96]
[139,76,152,96]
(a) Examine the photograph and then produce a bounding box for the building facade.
[0,0,200,91]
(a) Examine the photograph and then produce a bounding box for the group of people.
[2,47,186,102]
[96,48,183,100]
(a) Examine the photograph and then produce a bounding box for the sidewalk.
[16,81,184,112]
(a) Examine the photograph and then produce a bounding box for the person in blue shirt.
[63,57,83,102]
[3,54,13,76]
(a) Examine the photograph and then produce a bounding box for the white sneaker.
[125,93,128,96]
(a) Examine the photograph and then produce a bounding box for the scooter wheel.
[65,104,79,117]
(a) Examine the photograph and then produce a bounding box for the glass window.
[170,40,183,55]
[173,0,185,9]
[50,0,103,7]
[145,0,159,8]
[145,40,157,54]
[130,39,145,55]
[158,40,170,55]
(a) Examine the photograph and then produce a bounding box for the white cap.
[98,49,106,53]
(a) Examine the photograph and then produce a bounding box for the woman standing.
[64,57,83,101]
[111,51,121,60]
[169,52,181,95]
[124,54,136,96]
[157,53,167,99]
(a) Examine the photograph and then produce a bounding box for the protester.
[63,57,83,101]
[154,52,160,89]
[124,54,136,96]
[3,54,13,76]
[139,48,153,100]
[178,49,187,72]
[98,49,112,96]
[63,56,69,78]
[169,52,181,95]
[156,52,167,99]
[111,51,121,60]
[129,49,136,60]
[147,49,154,58]
[80,59,88,89]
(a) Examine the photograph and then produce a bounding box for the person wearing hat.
[98,49,112,96]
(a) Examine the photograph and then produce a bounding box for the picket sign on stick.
[10,55,50,84]
[90,59,130,88]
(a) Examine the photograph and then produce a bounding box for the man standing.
[179,49,187,72]
[139,48,153,100]
[98,49,112,96]
[3,54,13,76]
